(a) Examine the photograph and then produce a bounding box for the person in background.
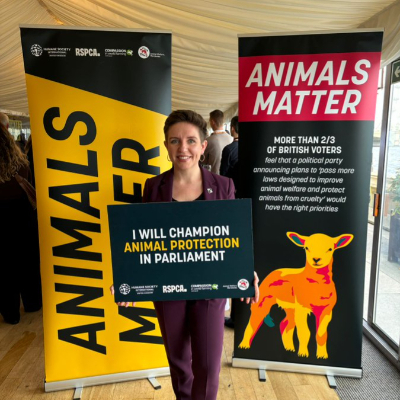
[112,110,259,400]
[220,116,239,328]
[16,133,27,152]
[0,124,42,324]
[220,115,239,189]
[203,109,233,174]
[0,112,9,129]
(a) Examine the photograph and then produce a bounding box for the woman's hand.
[240,271,260,305]
[110,285,135,308]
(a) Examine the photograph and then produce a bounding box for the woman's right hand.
[240,272,260,305]
[110,285,135,307]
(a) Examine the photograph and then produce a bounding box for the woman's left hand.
[110,284,135,307]
[241,271,260,305]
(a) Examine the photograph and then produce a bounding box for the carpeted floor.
[336,336,400,400]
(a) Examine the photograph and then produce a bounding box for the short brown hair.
[209,109,224,127]
[164,110,208,142]
[230,116,239,134]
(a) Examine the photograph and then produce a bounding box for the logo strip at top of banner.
[20,26,171,116]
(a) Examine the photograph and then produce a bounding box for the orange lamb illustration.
[239,232,353,359]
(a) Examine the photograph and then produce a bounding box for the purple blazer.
[142,167,235,203]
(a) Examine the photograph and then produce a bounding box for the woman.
[0,125,42,324]
[115,110,259,400]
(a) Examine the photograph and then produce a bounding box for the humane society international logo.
[119,283,131,295]
[30,44,71,57]
[31,44,43,57]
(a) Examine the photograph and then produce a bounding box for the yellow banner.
[26,74,170,382]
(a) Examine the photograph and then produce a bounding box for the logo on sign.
[31,44,43,57]
[138,46,150,59]
[238,279,249,290]
[75,48,100,57]
[119,283,131,295]
[163,285,187,293]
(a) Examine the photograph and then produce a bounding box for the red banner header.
[239,52,381,122]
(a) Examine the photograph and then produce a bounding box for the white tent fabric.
[1,0,56,115]
[1,0,399,120]
[360,0,400,66]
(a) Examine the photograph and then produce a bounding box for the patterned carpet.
[336,336,400,400]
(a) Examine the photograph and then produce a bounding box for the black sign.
[392,59,400,85]
[108,199,255,302]
[20,27,171,115]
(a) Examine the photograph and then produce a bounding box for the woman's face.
[164,122,207,172]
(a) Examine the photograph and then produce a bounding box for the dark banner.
[108,199,255,302]
[21,27,171,115]
[233,30,382,374]
[20,26,171,385]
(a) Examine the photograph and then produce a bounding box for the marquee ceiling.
[1,0,400,120]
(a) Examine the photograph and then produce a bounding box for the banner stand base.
[148,377,162,390]
[258,369,267,382]
[44,367,170,393]
[73,387,82,400]
[232,357,362,379]
[327,374,337,388]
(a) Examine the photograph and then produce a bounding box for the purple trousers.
[154,299,226,400]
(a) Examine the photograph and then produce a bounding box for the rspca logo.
[238,279,249,290]
[163,285,187,293]
[138,46,150,59]
[31,44,43,57]
[119,283,131,295]
[75,48,100,57]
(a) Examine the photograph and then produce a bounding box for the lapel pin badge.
[207,188,213,193]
